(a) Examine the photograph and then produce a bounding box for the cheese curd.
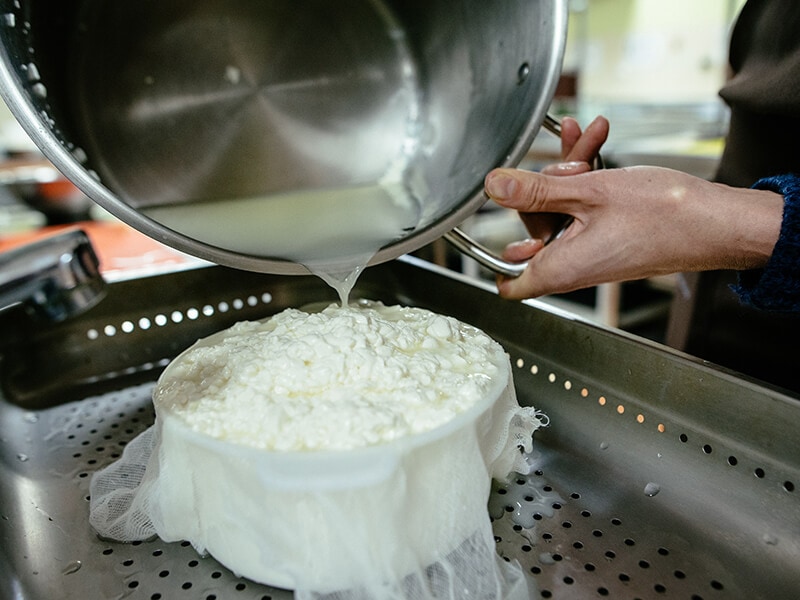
[154,301,504,451]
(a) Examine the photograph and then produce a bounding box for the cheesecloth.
[90,354,546,600]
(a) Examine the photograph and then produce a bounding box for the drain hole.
[754,467,766,479]
[710,580,724,590]
[674,570,686,579]
[658,547,670,556]
[654,583,667,593]
[619,573,630,582]
[680,433,688,443]
[784,481,795,492]
[702,444,713,454]
[639,559,650,569]
[727,455,738,466]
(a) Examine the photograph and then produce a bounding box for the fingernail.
[554,161,586,172]
[485,173,517,200]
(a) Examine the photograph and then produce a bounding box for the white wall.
[567,0,746,106]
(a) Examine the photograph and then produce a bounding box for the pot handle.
[443,114,603,278]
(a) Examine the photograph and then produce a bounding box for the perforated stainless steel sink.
[1,256,799,599]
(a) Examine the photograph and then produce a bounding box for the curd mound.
[155,301,504,451]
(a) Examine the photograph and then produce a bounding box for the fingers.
[560,116,583,158]
[497,237,592,300]
[496,270,541,300]
[496,239,548,299]
[501,238,544,262]
[541,115,609,176]
[564,116,609,164]
[496,261,554,300]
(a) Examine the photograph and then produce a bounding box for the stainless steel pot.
[0,0,566,274]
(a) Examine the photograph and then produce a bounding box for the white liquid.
[144,181,421,305]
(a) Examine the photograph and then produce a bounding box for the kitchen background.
[0,0,748,338]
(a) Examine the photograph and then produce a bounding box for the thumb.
[485,168,580,214]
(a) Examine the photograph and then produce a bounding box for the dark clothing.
[669,1,800,394]
[734,174,800,311]
[715,0,800,187]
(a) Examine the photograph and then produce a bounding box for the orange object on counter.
[0,220,207,280]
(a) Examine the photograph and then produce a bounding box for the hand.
[508,116,609,254]
[484,165,783,300]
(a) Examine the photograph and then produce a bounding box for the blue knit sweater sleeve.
[732,174,800,311]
